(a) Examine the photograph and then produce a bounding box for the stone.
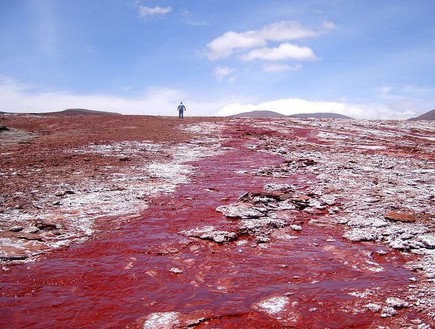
[380,306,397,318]
[384,211,417,222]
[308,199,325,210]
[291,195,310,206]
[9,226,23,232]
[417,234,435,249]
[263,183,294,192]
[347,216,388,228]
[181,226,237,243]
[237,191,250,201]
[364,303,382,312]
[290,224,302,231]
[239,217,286,235]
[216,204,264,218]
[343,228,378,242]
[386,297,409,308]
[320,195,336,205]
[169,267,183,274]
[276,201,296,210]
[23,226,40,234]
[387,238,425,251]
[33,220,57,231]
[256,235,270,243]
[54,191,65,197]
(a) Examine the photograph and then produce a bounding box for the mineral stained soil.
[0,114,434,329]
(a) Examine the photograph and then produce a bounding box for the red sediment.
[0,117,431,328]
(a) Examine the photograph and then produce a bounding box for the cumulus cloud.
[138,5,172,17]
[205,20,317,60]
[241,43,317,61]
[206,31,264,60]
[215,98,415,120]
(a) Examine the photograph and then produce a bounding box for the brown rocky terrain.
[0,113,434,328]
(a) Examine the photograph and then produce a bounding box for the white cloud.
[263,63,302,72]
[205,20,317,60]
[322,21,337,30]
[215,98,414,120]
[206,31,265,60]
[258,21,318,41]
[241,43,317,61]
[213,66,236,81]
[138,5,172,17]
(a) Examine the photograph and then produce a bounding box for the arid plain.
[0,113,434,328]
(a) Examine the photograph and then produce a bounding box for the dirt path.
[0,115,434,328]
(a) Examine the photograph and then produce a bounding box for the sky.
[1,0,435,119]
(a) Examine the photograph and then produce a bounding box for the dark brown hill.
[55,108,122,115]
[408,109,435,121]
[231,110,286,118]
[0,109,121,116]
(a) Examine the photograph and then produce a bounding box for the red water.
[0,124,426,328]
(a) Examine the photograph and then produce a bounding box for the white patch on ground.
[143,312,180,329]
[254,296,289,315]
[348,289,375,299]
[317,131,348,140]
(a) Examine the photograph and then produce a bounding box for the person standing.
[177,102,186,119]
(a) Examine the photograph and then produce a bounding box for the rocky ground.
[0,114,220,261]
[0,113,434,328]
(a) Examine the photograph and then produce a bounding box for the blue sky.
[1,0,434,119]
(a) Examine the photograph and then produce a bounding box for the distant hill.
[0,109,121,116]
[231,110,286,118]
[408,109,435,121]
[289,112,354,119]
[54,108,122,116]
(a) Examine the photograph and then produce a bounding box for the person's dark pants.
[179,111,184,119]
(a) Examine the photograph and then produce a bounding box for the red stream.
[0,125,424,328]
